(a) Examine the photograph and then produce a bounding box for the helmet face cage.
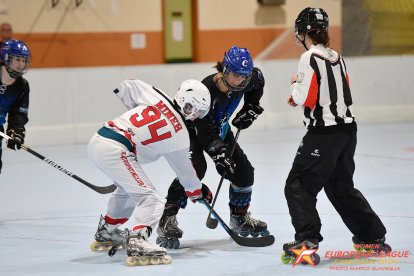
[295,7,329,36]
[1,40,31,78]
[174,79,211,121]
[222,46,253,91]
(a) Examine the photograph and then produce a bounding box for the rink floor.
[1,123,413,276]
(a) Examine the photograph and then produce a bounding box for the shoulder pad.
[253,67,265,87]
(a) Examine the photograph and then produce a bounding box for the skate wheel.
[168,239,180,249]
[281,252,294,264]
[374,243,392,254]
[126,257,139,266]
[239,231,249,237]
[250,232,259,238]
[260,230,270,237]
[156,237,168,248]
[383,243,392,253]
[137,257,150,266]
[156,236,163,245]
[90,241,100,251]
[300,253,320,265]
[90,241,112,251]
[150,256,162,265]
[162,255,172,264]
[126,256,150,266]
[313,253,320,265]
[353,244,364,252]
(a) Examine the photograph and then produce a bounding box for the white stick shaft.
[0,131,12,140]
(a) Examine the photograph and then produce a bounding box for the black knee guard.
[165,178,188,211]
[229,184,252,215]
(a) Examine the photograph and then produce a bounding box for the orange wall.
[15,32,164,68]
[195,28,285,62]
[263,26,342,59]
[4,0,342,68]
[15,28,287,68]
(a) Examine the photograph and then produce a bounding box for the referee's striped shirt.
[290,44,355,128]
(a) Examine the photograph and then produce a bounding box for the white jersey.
[290,44,355,127]
[105,79,201,193]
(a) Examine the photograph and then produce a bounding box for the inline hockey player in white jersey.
[88,79,213,266]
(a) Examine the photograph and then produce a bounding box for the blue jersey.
[0,72,29,128]
[193,67,265,154]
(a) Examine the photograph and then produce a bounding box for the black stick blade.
[206,214,219,229]
[91,183,117,194]
[231,232,275,247]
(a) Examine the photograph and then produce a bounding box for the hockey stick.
[206,128,241,229]
[0,131,117,194]
[201,199,274,247]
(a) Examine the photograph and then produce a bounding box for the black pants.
[285,127,386,243]
[165,127,254,212]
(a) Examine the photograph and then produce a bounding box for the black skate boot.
[90,215,129,252]
[156,214,183,249]
[229,210,270,237]
[352,236,392,253]
[126,227,172,266]
[281,239,320,266]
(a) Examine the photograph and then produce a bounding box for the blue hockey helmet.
[1,39,31,78]
[222,46,253,91]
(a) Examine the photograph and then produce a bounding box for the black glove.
[185,184,213,204]
[232,103,264,130]
[7,128,25,150]
[211,147,236,178]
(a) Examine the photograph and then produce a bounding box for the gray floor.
[1,123,413,275]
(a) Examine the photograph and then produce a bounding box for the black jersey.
[0,68,30,130]
[193,67,265,154]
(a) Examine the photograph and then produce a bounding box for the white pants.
[88,134,166,232]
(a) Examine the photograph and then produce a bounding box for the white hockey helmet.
[174,79,211,121]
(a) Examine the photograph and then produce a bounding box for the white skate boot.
[90,215,129,252]
[126,227,172,266]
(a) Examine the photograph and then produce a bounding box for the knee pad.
[165,178,188,209]
[229,184,252,210]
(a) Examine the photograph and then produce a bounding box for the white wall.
[23,56,414,146]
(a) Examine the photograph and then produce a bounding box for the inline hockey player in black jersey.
[0,40,31,174]
[157,46,269,249]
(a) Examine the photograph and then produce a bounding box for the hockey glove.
[6,128,25,150]
[185,184,213,204]
[232,103,264,130]
[211,147,236,178]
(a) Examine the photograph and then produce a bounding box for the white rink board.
[22,55,414,146]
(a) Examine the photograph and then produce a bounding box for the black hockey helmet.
[295,7,329,36]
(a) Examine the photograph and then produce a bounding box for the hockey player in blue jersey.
[0,40,31,174]
[156,46,270,248]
